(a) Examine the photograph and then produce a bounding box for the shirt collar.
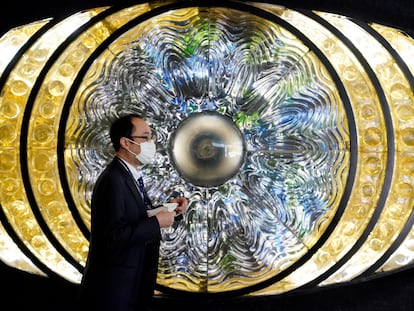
[118,157,142,180]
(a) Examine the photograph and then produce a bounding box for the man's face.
[124,117,154,165]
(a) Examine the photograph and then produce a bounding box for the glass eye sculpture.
[0,0,414,298]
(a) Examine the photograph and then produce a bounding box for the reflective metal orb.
[169,111,245,187]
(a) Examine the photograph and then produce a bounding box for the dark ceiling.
[2,0,413,36]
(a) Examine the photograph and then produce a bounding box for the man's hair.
[109,113,142,151]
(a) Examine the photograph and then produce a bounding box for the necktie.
[137,176,151,209]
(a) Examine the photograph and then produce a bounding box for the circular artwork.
[0,0,413,298]
[66,5,349,294]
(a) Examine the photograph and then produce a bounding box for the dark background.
[1,0,414,310]
[3,259,414,310]
[1,0,414,36]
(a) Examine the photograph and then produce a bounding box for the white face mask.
[127,139,156,164]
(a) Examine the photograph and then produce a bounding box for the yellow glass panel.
[68,5,350,292]
[371,24,414,273]
[251,8,387,295]
[0,221,46,275]
[28,3,152,268]
[315,12,414,285]
[64,3,153,231]
[0,10,102,282]
[0,1,413,295]
[0,19,50,76]
[372,23,414,77]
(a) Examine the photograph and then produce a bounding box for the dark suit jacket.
[79,157,161,311]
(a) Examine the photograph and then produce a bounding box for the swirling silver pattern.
[68,7,348,292]
[1,0,414,298]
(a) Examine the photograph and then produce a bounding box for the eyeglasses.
[129,133,157,142]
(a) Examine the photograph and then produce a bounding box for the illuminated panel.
[27,3,153,267]
[315,12,414,285]
[63,3,155,230]
[251,8,387,294]
[0,20,50,275]
[68,6,349,292]
[0,10,106,283]
[371,24,414,272]
[0,0,413,298]
[0,222,46,276]
[0,20,51,75]
[372,24,414,77]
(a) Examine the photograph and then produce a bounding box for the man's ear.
[119,137,128,149]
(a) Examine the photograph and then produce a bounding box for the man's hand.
[156,210,177,228]
[171,197,188,216]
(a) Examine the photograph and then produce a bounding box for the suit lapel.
[113,157,147,212]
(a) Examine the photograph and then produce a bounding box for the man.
[78,114,188,311]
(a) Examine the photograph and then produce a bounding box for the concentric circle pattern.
[0,1,413,297]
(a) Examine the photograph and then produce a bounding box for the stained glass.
[0,0,413,297]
